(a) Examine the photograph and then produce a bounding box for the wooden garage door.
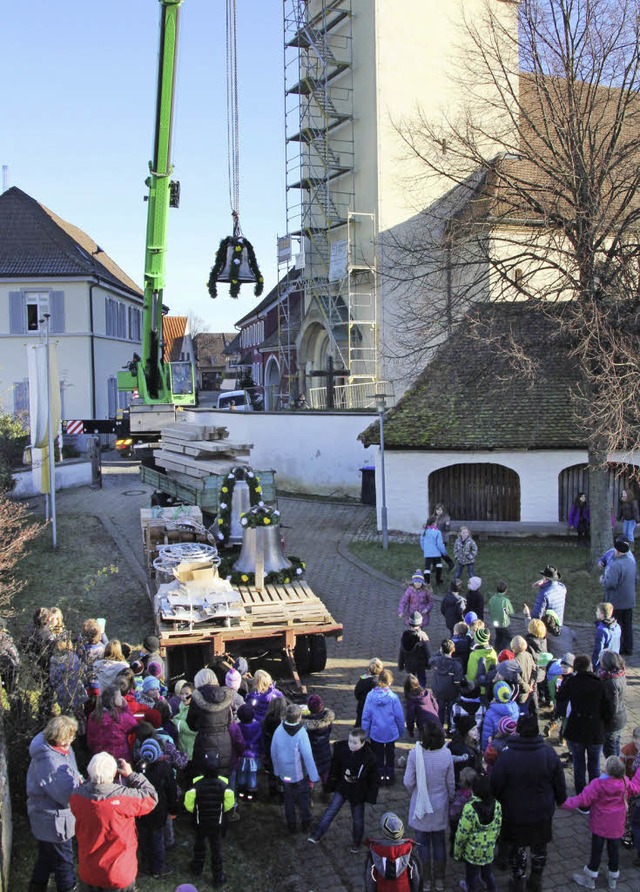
[558,462,640,522]
[429,463,521,522]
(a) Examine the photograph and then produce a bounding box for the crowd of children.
[17,530,640,892]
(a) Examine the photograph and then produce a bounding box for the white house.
[0,186,144,421]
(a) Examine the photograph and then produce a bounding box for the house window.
[128,307,141,341]
[13,380,29,414]
[26,292,50,332]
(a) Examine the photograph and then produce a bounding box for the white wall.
[377,448,591,532]
[11,458,94,499]
[183,409,377,498]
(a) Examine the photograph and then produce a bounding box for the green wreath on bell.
[218,554,306,586]
[207,235,264,299]
[215,466,265,545]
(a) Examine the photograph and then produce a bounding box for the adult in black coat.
[308,729,379,849]
[440,581,467,634]
[490,714,566,892]
[555,654,613,794]
[187,676,235,775]
[398,613,432,688]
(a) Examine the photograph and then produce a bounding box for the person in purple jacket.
[235,702,263,801]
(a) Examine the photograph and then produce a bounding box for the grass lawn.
[348,537,604,624]
[11,513,152,645]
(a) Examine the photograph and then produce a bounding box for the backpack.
[543,609,561,637]
[364,839,422,892]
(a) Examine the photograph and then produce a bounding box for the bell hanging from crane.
[207,211,264,300]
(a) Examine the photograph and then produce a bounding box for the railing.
[308,380,394,410]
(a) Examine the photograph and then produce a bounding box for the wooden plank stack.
[155,422,254,478]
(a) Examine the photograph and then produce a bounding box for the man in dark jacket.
[429,638,464,731]
[398,612,431,687]
[440,580,466,634]
[603,538,637,655]
[555,654,613,795]
[491,713,566,892]
[308,728,379,851]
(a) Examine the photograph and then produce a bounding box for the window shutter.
[13,380,29,414]
[50,291,65,333]
[9,292,25,334]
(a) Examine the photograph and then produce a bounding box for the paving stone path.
[51,462,640,891]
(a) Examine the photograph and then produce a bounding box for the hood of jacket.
[191,685,233,713]
[303,708,335,732]
[501,733,545,753]
[283,720,304,737]
[401,628,425,650]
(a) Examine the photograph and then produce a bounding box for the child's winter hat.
[308,694,324,714]
[411,570,425,585]
[538,652,555,669]
[176,886,199,892]
[464,611,478,626]
[225,668,242,691]
[467,577,482,591]
[493,680,514,703]
[474,627,490,646]
[237,702,254,724]
[381,812,404,840]
[498,649,515,662]
[234,657,249,675]
[146,660,163,678]
[497,716,517,736]
[142,676,161,693]
[560,652,575,668]
[139,738,162,763]
[173,679,189,696]
[409,611,424,627]
[130,660,144,676]
[194,668,218,689]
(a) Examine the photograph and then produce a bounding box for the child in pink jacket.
[398,570,434,626]
[562,755,640,890]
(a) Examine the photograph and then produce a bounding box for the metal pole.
[43,314,57,548]
[379,408,388,550]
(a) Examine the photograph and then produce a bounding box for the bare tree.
[387,0,640,561]
[0,497,42,609]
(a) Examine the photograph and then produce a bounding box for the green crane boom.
[118,0,195,406]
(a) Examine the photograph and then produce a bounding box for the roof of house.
[359,302,587,450]
[234,267,302,327]
[163,316,188,362]
[193,332,236,364]
[0,186,142,297]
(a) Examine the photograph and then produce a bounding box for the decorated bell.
[233,525,292,574]
[207,213,264,299]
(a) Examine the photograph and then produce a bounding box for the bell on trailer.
[233,524,292,575]
[227,480,251,545]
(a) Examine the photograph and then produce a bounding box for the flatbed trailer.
[154,577,343,693]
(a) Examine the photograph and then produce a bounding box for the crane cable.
[226,0,241,236]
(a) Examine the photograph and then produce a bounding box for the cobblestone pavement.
[51,461,640,892]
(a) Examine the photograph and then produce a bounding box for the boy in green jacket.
[487,581,515,652]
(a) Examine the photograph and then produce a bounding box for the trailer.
[154,577,342,693]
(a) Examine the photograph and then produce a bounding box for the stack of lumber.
[154,422,254,481]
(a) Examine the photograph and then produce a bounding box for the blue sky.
[3,0,285,332]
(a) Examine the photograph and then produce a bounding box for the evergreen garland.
[207,235,264,299]
[218,554,306,587]
[215,466,264,544]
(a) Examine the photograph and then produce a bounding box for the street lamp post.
[375,393,389,550]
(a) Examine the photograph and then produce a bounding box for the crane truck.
[114,0,196,450]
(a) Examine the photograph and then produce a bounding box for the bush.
[0,412,29,493]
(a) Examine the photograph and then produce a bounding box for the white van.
[216,390,253,412]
